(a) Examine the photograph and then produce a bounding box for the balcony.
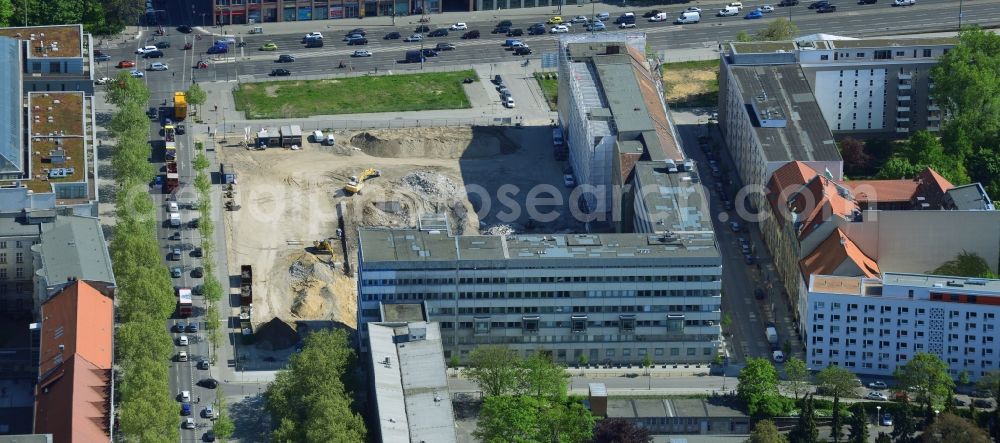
[898,72,913,80]
[896,116,910,122]
[928,114,941,121]
[897,106,910,112]
[928,124,941,132]
[898,83,912,91]
[928,104,940,111]
[896,127,910,133]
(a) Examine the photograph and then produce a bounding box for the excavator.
[343,168,382,195]
[312,237,336,255]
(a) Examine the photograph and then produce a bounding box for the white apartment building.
[806,273,1000,381]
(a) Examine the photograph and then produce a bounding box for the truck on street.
[766,325,778,346]
[178,288,193,317]
[174,92,187,120]
[164,161,179,193]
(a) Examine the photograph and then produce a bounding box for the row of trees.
[0,0,144,35]
[106,71,179,442]
[466,346,596,442]
[263,329,366,442]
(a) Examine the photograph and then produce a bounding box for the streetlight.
[876,406,881,425]
[958,0,964,30]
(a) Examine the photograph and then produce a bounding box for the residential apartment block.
[807,273,1000,381]
[357,229,721,365]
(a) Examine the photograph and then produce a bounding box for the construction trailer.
[279,125,302,148]
[256,127,280,148]
[221,163,237,184]
[174,92,187,120]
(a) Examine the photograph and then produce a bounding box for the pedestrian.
[197,396,201,403]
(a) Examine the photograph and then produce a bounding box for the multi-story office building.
[0,25,96,94]
[357,228,721,365]
[806,273,1000,381]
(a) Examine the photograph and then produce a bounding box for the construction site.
[220,125,579,333]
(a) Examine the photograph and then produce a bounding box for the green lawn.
[233,70,475,119]
[661,59,720,108]
[534,72,559,111]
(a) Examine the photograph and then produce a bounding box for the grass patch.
[661,59,720,108]
[233,70,475,119]
[534,72,559,111]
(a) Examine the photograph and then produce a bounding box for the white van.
[312,130,324,143]
[717,6,739,16]
[648,12,668,22]
[178,335,189,346]
[178,351,188,362]
[772,350,785,363]
[325,134,336,146]
[675,11,701,23]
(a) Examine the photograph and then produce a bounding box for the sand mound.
[349,127,503,159]
[286,253,356,326]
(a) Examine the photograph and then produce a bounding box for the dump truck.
[164,124,176,142]
[240,265,253,306]
[165,141,177,161]
[178,288,193,317]
[343,168,381,194]
[174,91,187,120]
[239,305,253,341]
[164,161,179,193]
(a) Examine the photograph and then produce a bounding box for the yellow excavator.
[313,237,336,255]
[343,168,381,194]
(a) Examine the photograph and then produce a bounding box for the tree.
[875,432,892,443]
[783,357,810,400]
[474,395,542,443]
[877,157,923,180]
[839,137,872,176]
[922,412,991,443]
[578,353,589,367]
[894,353,954,411]
[975,370,1000,442]
[738,358,781,418]
[106,71,151,107]
[754,18,799,41]
[791,395,819,443]
[933,252,998,279]
[467,346,524,397]
[213,412,235,440]
[849,405,870,443]
[264,329,366,443]
[747,419,788,443]
[642,354,653,374]
[539,399,595,443]
[0,0,13,27]
[891,399,917,443]
[186,83,208,114]
[520,354,569,400]
[591,418,652,443]
[831,394,844,443]
[192,152,210,172]
[817,365,857,399]
[736,30,753,42]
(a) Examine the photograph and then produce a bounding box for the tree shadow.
[229,393,271,442]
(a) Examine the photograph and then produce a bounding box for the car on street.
[384,31,401,39]
[550,25,569,33]
[202,406,215,419]
[192,247,203,257]
[754,288,765,300]
[277,54,295,63]
[514,46,532,55]
[178,335,189,346]
[761,4,775,12]
[462,30,480,39]
[414,24,430,33]
[779,0,799,4]
[435,43,455,51]
[866,391,889,401]
[117,60,135,68]
[729,221,743,232]
[129,69,144,78]
[347,37,368,45]
[428,28,449,37]
[172,247,182,260]
[571,15,589,23]
[563,174,575,187]
[619,22,637,28]
[203,430,215,441]
[185,323,200,335]
[149,62,168,71]
[180,390,191,402]
[95,53,112,62]
[492,74,503,84]
[303,31,323,41]
[817,4,837,12]
[260,41,278,51]
[893,0,915,5]
[450,22,467,30]
[136,45,158,54]
[95,77,111,85]
[197,378,219,389]
[745,9,764,19]
[718,7,739,16]
[177,25,192,33]
[183,418,195,429]
[421,48,439,57]
[528,24,547,34]
[143,50,164,58]
[869,381,888,390]
[270,68,291,76]
[586,22,606,31]
[685,6,703,12]
[493,24,511,34]
[642,9,662,17]
[173,321,187,332]
[191,267,204,278]
[405,33,423,42]
[348,27,366,36]
[547,16,563,24]
[343,33,364,41]
[171,267,182,278]
[506,28,523,36]
[953,398,968,406]
[881,413,893,426]
[181,402,192,416]
[973,399,995,408]
[155,41,171,49]
[352,49,372,57]
[808,0,829,8]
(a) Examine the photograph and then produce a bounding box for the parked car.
[550,25,570,33]
[421,48,439,57]
[171,267,182,278]
[529,25,547,35]
[173,321,187,332]
[192,247,203,257]
[197,359,210,370]
[779,0,799,4]
[177,25,192,33]
[384,31,401,39]
[95,77,111,85]
[893,0,914,5]
[730,221,743,232]
[136,45,158,54]
[547,16,563,24]
[270,68,291,76]
[881,413,893,426]
[203,406,215,419]
[303,31,323,41]
[619,22,637,28]
[462,30,480,39]
[642,9,662,17]
[761,4,775,11]
[586,22,606,31]
[571,15,589,23]
[95,53,112,62]
[186,323,199,333]
[183,418,195,429]
[435,43,455,51]
[514,46,532,55]
[117,60,135,68]
[143,50,164,58]
[685,6,703,12]
[347,37,368,45]
[352,49,372,57]
[197,378,219,389]
[867,391,889,401]
[149,62,169,71]
[493,25,511,34]
[414,24,430,33]
[869,381,888,390]
[808,0,829,8]
[973,399,995,408]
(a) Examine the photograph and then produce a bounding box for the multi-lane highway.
[139,0,994,80]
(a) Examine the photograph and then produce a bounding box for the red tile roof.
[625,45,682,162]
[767,161,821,221]
[839,179,919,204]
[800,228,880,280]
[34,281,113,443]
[788,175,859,240]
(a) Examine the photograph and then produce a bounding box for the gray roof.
[359,229,720,267]
[37,215,114,285]
[0,435,53,443]
[0,214,45,237]
[607,398,746,419]
[368,322,456,443]
[829,37,957,49]
[0,37,23,175]
[633,162,715,235]
[728,64,840,164]
[945,184,995,211]
[881,272,1000,294]
[594,59,654,135]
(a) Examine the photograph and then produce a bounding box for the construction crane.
[343,168,381,195]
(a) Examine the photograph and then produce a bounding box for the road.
[152,0,998,80]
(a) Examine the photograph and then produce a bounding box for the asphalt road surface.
[99,0,1000,82]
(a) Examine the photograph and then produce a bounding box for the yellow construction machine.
[343,168,381,194]
[313,238,336,255]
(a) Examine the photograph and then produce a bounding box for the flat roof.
[0,38,23,175]
[881,272,1000,293]
[368,322,456,443]
[0,25,83,58]
[360,229,720,265]
[810,275,865,295]
[0,214,45,237]
[594,59,654,135]
[22,92,89,194]
[728,64,840,163]
[37,215,114,287]
[829,37,957,49]
[946,184,994,211]
[633,162,715,235]
[607,398,745,419]
[730,41,797,54]
[381,303,425,322]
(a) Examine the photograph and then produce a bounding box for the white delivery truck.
[169,212,181,228]
[675,11,701,23]
[648,12,668,22]
[766,326,778,345]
